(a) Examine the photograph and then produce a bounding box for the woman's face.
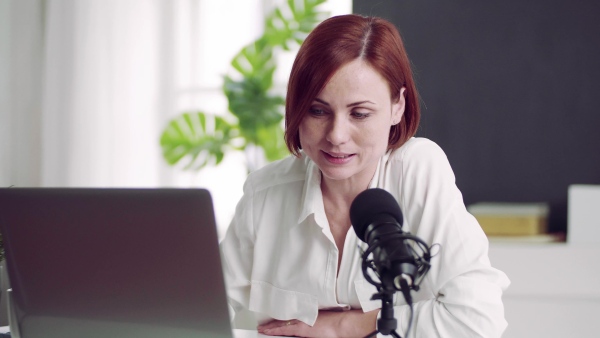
[299,59,405,187]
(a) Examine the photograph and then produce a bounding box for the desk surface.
[234,329,285,338]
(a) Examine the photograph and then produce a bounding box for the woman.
[220,14,509,337]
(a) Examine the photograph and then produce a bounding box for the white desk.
[234,329,285,338]
[489,243,600,338]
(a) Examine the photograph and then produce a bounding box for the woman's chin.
[318,166,358,182]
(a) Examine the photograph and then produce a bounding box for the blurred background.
[0,0,351,237]
[353,0,600,239]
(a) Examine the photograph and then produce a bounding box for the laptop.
[0,188,233,338]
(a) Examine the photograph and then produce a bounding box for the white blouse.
[220,137,510,337]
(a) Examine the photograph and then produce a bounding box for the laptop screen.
[0,188,232,338]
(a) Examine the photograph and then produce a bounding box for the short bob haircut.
[285,14,420,157]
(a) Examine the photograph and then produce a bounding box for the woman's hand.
[257,309,379,337]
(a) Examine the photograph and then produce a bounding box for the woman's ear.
[391,87,406,125]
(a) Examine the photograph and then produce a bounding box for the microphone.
[350,188,429,292]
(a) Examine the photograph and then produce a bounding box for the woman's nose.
[325,116,350,146]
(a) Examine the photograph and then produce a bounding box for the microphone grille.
[350,188,403,242]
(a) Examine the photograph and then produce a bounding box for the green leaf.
[223,75,284,138]
[256,124,290,162]
[231,39,275,81]
[160,112,239,170]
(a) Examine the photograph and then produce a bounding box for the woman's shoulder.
[389,137,449,165]
[244,153,310,193]
[384,137,456,190]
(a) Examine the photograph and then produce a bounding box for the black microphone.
[350,188,418,291]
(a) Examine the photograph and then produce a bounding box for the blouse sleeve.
[220,175,256,319]
[390,139,510,337]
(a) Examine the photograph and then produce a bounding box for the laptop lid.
[0,188,232,338]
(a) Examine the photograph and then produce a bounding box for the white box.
[568,184,600,244]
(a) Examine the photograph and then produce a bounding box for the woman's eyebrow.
[314,98,330,106]
[313,98,376,107]
[347,100,375,107]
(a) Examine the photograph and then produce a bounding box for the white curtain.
[1,0,45,187]
[0,0,351,234]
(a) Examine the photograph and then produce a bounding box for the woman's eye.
[309,107,326,116]
[352,111,370,119]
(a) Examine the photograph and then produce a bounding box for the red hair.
[285,14,420,156]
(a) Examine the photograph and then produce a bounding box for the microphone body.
[350,188,418,291]
[362,214,417,290]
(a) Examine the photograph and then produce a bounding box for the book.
[467,202,549,237]
[487,233,565,244]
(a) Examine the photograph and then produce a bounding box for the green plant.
[160,0,328,171]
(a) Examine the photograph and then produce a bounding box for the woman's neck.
[319,166,377,208]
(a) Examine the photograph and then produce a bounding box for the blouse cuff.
[248,280,319,326]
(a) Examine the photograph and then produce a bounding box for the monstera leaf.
[264,0,328,48]
[223,75,284,143]
[160,112,238,170]
[160,0,328,171]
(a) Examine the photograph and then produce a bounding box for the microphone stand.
[364,287,402,338]
[359,233,430,338]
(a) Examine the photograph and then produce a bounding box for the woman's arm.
[220,178,256,319]
[258,309,379,338]
[390,138,510,337]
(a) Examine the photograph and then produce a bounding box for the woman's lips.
[322,151,355,164]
